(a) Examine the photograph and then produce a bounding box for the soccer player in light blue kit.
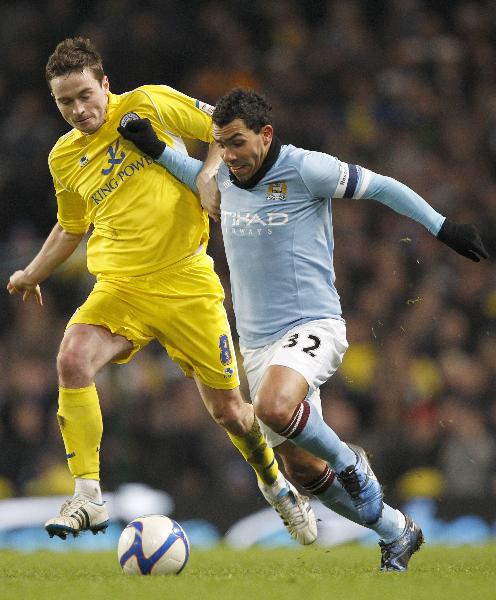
[119,88,488,571]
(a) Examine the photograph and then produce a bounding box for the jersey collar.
[229,136,282,189]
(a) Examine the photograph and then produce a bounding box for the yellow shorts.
[67,250,239,389]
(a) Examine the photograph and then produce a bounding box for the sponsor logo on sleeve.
[195,100,215,116]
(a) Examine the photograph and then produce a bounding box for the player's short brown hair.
[45,37,104,86]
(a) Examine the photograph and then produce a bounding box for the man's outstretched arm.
[359,171,488,262]
[302,153,489,263]
[7,223,84,304]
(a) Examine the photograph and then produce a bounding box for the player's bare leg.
[45,324,132,539]
[195,379,317,544]
[57,324,133,388]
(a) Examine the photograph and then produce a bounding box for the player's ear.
[102,75,110,92]
[262,124,273,145]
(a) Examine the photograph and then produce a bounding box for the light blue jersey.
[157,143,445,348]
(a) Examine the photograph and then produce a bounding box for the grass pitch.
[1,544,495,600]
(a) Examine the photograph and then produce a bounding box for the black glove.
[117,118,165,160]
[436,219,489,262]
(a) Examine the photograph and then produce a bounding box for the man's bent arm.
[119,117,221,220]
[155,145,223,222]
[20,223,84,284]
[156,147,204,194]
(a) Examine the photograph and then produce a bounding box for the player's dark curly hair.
[213,88,272,132]
[46,37,104,86]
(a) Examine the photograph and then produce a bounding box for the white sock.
[374,509,406,543]
[259,471,289,501]
[74,478,102,503]
[396,510,406,533]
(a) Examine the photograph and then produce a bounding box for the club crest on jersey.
[267,181,287,201]
[219,334,232,366]
[119,112,140,128]
[79,155,89,168]
[223,367,234,379]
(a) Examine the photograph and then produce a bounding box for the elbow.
[57,224,85,244]
[66,230,85,243]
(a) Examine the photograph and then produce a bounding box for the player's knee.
[208,391,246,433]
[281,453,327,486]
[283,460,309,485]
[253,392,294,431]
[211,405,245,434]
[57,347,94,387]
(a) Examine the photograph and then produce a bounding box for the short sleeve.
[139,85,213,144]
[49,163,89,234]
[299,151,343,199]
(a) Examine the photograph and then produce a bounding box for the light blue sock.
[307,469,404,543]
[280,400,356,472]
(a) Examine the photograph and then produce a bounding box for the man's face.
[213,118,273,183]
[50,67,109,134]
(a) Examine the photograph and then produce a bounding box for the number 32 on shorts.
[282,333,321,357]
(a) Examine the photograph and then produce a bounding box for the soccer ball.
[117,515,190,575]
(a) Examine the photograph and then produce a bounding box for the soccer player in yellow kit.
[7,37,316,543]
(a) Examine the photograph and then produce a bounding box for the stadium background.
[0,0,494,537]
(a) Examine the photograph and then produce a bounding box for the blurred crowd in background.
[0,0,495,532]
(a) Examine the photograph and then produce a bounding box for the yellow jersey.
[49,85,214,277]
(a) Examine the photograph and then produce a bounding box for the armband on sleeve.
[333,162,372,199]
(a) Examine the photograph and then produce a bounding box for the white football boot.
[45,494,109,539]
[259,474,318,545]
